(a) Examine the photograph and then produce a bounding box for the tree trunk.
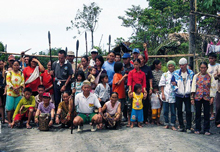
[91,30,94,49]
[189,0,196,71]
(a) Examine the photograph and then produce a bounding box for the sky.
[0,0,149,56]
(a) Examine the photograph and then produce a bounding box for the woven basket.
[39,113,50,131]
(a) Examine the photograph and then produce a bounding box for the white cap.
[90,49,98,53]
[179,58,187,65]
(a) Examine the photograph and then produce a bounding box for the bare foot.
[126,123,130,127]
[164,125,169,129]
[217,124,220,128]
[145,122,148,125]
[138,125,142,128]
[171,126,177,131]
[130,124,133,128]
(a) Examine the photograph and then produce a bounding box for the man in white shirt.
[89,49,98,66]
[73,80,102,132]
[207,53,219,120]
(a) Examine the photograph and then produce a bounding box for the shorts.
[78,113,96,124]
[14,107,34,121]
[152,108,161,119]
[5,95,22,111]
[130,109,143,122]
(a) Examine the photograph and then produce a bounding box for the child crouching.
[35,92,55,128]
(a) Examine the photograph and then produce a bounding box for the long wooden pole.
[0,52,199,58]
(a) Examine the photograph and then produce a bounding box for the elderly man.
[171,58,194,133]
[73,80,102,132]
[89,49,98,66]
[51,50,73,110]
[66,51,75,73]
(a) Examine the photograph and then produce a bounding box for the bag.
[25,66,39,84]
[39,113,50,131]
[94,69,103,85]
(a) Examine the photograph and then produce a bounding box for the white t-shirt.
[181,71,188,95]
[89,59,95,67]
[151,93,161,109]
[75,92,101,113]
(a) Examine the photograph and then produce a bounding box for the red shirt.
[40,70,54,94]
[127,69,146,92]
[23,66,41,92]
[112,73,125,99]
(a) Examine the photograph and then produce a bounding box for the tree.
[67,2,102,49]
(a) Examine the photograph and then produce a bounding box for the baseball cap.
[90,49,98,53]
[132,48,140,54]
[122,53,131,59]
[179,58,187,65]
[43,92,51,98]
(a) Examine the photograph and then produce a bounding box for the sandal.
[26,124,32,129]
[194,131,200,134]
[204,132,211,136]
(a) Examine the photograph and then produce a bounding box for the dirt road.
[1,122,220,152]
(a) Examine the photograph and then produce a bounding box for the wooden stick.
[191,32,219,39]
[0,52,199,58]
[190,10,220,18]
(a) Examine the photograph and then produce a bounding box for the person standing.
[159,60,177,130]
[6,60,24,125]
[66,51,75,74]
[102,51,115,89]
[0,60,6,123]
[23,56,45,96]
[151,60,163,89]
[191,62,216,135]
[89,49,98,66]
[207,53,219,121]
[51,50,73,110]
[138,54,153,124]
[122,53,134,122]
[213,64,220,127]
[171,58,194,133]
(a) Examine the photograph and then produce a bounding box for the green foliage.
[0,42,4,52]
[67,2,102,48]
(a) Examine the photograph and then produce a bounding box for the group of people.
[0,45,220,135]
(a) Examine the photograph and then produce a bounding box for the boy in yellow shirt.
[10,87,35,129]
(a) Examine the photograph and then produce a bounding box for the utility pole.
[189,0,196,71]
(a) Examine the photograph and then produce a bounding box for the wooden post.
[189,0,196,71]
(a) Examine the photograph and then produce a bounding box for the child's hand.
[48,120,53,127]
[55,117,59,124]
[20,105,24,114]
[72,88,76,94]
[35,118,38,124]
[143,92,147,99]
[98,98,102,102]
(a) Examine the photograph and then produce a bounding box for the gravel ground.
[0,120,220,152]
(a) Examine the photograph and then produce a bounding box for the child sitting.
[10,87,35,129]
[94,73,110,106]
[129,84,146,128]
[87,67,96,92]
[151,86,162,125]
[102,92,121,129]
[35,92,55,127]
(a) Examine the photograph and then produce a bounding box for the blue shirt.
[102,61,115,85]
